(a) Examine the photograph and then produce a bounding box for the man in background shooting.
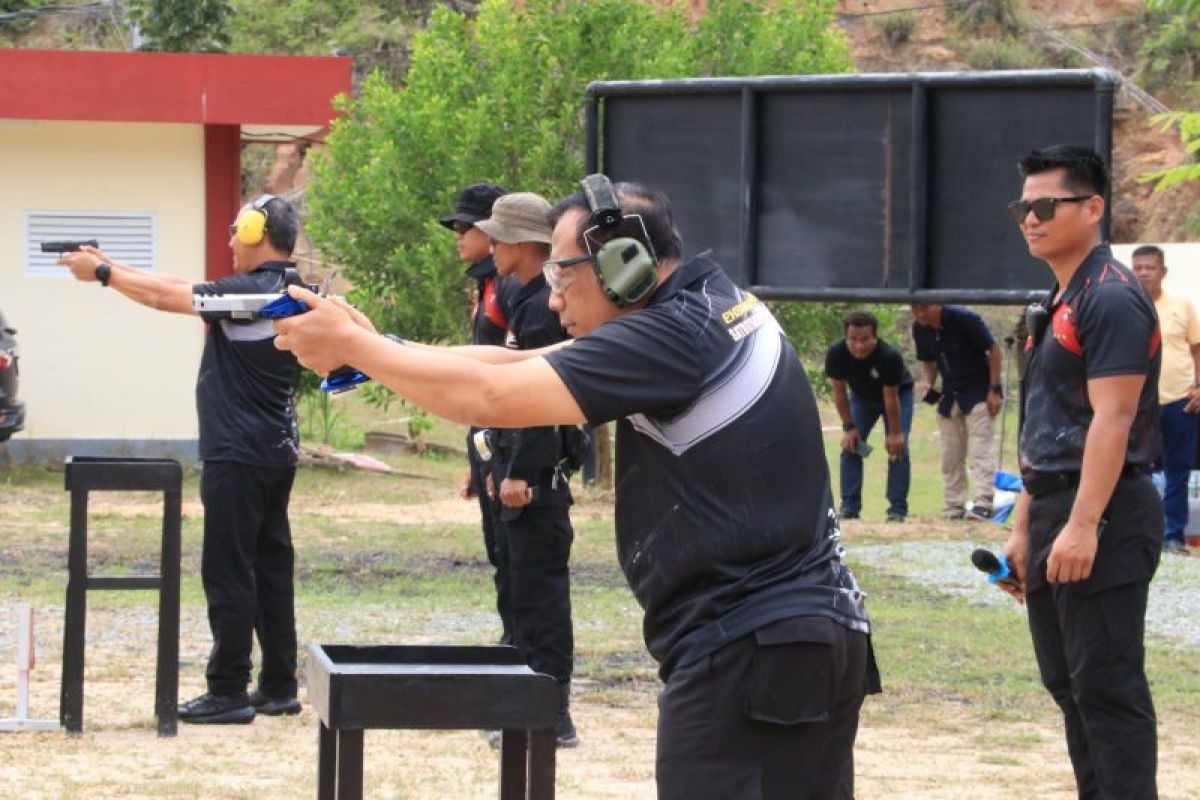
[58,194,304,724]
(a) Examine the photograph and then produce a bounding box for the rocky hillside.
[835,0,1199,242]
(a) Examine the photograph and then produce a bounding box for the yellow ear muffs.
[235,194,275,246]
[594,237,657,307]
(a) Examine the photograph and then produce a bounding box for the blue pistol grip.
[258,294,309,319]
[321,367,370,394]
[987,553,1012,585]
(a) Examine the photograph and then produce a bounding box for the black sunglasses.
[1007,195,1093,225]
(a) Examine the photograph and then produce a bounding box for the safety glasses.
[1007,195,1093,225]
[542,254,595,293]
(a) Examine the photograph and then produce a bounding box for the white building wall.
[0,120,206,459]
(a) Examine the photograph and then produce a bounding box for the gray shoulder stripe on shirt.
[628,315,783,456]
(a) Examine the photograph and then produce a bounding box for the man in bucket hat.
[439,182,517,647]
[477,192,581,748]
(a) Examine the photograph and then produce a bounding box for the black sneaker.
[555,710,579,749]
[248,689,302,716]
[178,692,255,724]
[839,509,860,521]
[966,506,994,522]
[886,512,906,523]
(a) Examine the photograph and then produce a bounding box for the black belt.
[1023,464,1150,498]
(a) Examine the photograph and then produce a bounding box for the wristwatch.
[842,421,857,432]
[989,383,1003,397]
[94,263,112,287]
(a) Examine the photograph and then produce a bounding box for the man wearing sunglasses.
[438,182,517,648]
[998,145,1162,799]
[273,180,877,799]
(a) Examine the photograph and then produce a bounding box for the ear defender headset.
[235,194,277,246]
[580,174,658,307]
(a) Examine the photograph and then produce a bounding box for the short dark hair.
[548,181,684,263]
[1131,244,1165,265]
[843,311,878,335]
[262,196,300,256]
[1017,144,1108,197]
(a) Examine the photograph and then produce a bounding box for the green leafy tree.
[226,0,426,84]
[1141,1,1200,231]
[128,0,233,52]
[308,0,853,344]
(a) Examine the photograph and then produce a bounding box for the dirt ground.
[1,629,1197,799]
[1,497,1197,798]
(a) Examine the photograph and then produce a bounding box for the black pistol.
[41,240,99,253]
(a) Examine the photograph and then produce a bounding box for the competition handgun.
[191,290,369,394]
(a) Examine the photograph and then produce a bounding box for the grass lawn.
[0,400,1196,798]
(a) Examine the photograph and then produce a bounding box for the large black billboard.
[585,69,1116,304]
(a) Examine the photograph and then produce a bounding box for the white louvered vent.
[25,211,157,276]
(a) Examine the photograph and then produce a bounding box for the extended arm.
[59,246,195,315]
[274,288,585,428]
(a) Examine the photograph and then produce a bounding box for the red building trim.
[204,125,242,282]
[1,49,350,282]
[0,49,351,125]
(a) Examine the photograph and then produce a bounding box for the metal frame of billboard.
[584,69,1116,305]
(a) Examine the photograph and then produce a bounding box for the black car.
[0,308,25,442]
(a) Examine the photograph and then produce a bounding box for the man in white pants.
[911,304,1003,520]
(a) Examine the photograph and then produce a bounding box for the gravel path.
[849,539,1200,646]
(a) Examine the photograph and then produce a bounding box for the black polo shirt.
[824,339,913,404]
[193,261,300,467]
[493,274,572,504]
[545,253,870,679]
[1018,244,1161,476]
[912,305,995,416]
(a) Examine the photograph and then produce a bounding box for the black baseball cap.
[439,182,506,230]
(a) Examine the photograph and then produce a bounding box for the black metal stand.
[308,644,558,799]
[60,456,182,737]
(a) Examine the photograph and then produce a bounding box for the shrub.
[873,11,918,48]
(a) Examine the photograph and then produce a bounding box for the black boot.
[555,682,578,749]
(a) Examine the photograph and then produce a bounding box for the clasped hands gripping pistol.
[191,290,369,394]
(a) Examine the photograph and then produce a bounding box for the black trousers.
[468,443,512,643]
[502,503,574,683]
[200,461,298,698]
[657,617,868,800]
[1025,477,1160,800]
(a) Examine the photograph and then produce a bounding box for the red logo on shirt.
[481,276,508,330]
[1052,304,1083,358]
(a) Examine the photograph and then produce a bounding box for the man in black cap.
[439,182,515,645]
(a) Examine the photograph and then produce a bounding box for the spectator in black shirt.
[1000,145,1162,798]
[476,192,579,748]
[825,312,914,522]
[911,304,1003,520]
[274,179,878,799]
[60,195,304,724]
[439,182,516,645]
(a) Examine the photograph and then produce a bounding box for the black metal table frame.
[60,456,182,736]
[309,644,557,799]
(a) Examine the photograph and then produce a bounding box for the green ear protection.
[235,194,276,246]
[581,174,657,307]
